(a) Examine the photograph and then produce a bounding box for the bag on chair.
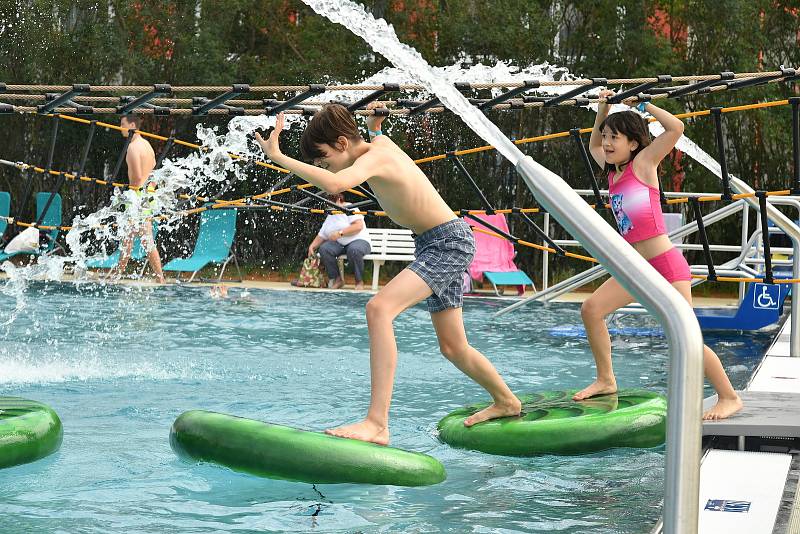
[293,254,324,288]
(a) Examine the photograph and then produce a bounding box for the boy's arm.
[365,101,387,139]
[636,102,684,167]
[256,113,382,193]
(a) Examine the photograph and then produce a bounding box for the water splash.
[300,0,526,164]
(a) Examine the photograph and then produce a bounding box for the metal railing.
[515,157,704,533]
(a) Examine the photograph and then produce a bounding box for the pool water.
[0,283,773,533]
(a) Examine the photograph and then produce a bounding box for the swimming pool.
[0,283,773,533]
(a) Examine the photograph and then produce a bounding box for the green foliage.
[0,0,798,285]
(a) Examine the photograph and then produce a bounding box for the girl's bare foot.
[464,397,522,427]
[573,379,617,401]
[703,395,742,421]
[325,419,389,445]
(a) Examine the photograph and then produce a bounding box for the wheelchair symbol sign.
[753,283,780,310]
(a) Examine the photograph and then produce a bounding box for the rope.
[1,70,790,94]
[2,68,795,117]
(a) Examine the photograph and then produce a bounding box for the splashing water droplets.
[301,0,524,164]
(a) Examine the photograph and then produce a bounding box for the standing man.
[109,114,165,284]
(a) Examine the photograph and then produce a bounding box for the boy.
[109,114,165,284]
[256,103,520,445]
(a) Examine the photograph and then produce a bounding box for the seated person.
[307,192,371,289]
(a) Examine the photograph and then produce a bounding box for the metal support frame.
[111,129,135,183]
[689,198,717,280]
[668,71,735,99]
[155,135,176,170]
[409,96,441,115]
[266,85,325,115]
[347,82,400,111]
[37,84,90,114]
[478,80,539,110]
[791,97,800,195]
[117,84,172,114]
[297,186,356,214]
[569,128,605,210]
[607,75,673,104]
[35,112,69,229]
[722,67,796,92]
[756,192,774,284]
[193,84,250,115]
[711,107,733,200]
[448,153,494,211]
[543,78,607,107]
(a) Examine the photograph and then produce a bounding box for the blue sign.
[753,283,780,310]
[704,499,751,513]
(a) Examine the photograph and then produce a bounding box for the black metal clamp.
[347,83,400,111]
[37,84,90,114]
[193,84,250,115]
[117,84,172,115]
[479,80,540,110]
[266,84,325,115]
[543,78,607,108]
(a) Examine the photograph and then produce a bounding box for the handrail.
[515,156,703,533]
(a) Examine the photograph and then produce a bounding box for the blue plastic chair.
[85,222,159,269]
[0,192,10,240]
[484,270,535,296]
[0,192,62,261]
[163,208,240,282]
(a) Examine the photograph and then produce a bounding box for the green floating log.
[437,389,666,456]
[0,397,63,469]
[170,410,446,486]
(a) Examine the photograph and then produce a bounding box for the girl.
[573,90,742,421]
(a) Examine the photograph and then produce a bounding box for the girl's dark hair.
[599,111,651,174]
[326,192,344,203]
[300,103,361,161]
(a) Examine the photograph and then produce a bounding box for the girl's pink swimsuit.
[608,163,692,283]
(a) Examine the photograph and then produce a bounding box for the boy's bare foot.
[355,281,365,290]
[573,379,617,401]
[464,397,522,427]
[325,419,389,445]
[331,277,345,290]
[703,395,742,421]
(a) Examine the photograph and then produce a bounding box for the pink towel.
[468,213,519,282]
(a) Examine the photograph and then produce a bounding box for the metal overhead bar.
[193,84,250,115]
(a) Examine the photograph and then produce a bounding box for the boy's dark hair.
[300,103,361,161]
[121,114,143,129]
[599,111,652,174]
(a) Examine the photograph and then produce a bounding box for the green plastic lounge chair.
[0,192,62,261]
[85,222,159,269]
[163,208,240,283]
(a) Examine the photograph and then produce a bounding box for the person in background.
[308,192,371,290]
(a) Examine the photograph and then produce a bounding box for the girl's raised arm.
[636,102,685,167]
[589,89,615,167]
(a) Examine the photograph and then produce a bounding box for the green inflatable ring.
[170,410,446,486]
[437,390,666,456]
[0,397,63,469]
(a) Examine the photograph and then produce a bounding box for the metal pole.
[542,212,550,291]
[763,196,800,358]
[728,176,800,356]
[739,203,749,303]
[515,156,703,533]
